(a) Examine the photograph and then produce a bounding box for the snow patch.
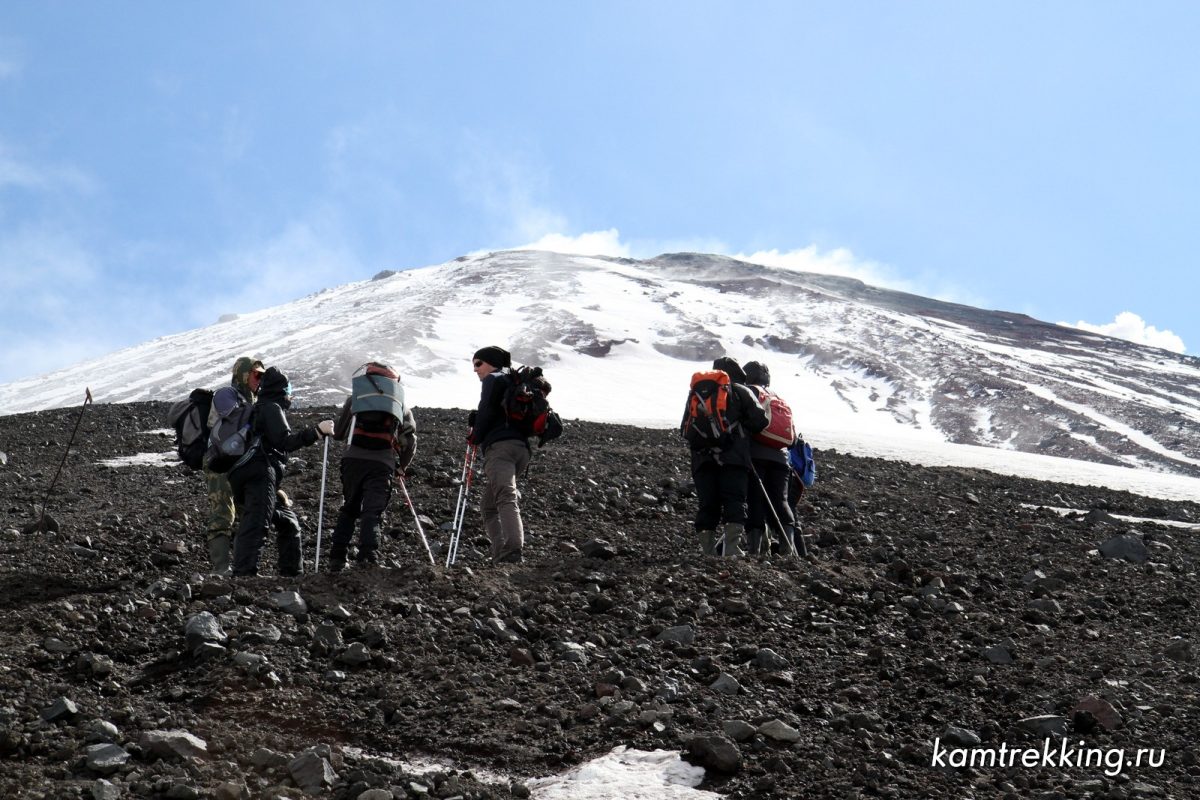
[529,747,718,799]
[98,452,178,468]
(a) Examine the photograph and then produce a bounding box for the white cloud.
[1064,311,1186,354]
[0,140,95,193]
[511,228,631,257]
[731,245,916,290]
[195,218,364,325]
[0,330,121,384]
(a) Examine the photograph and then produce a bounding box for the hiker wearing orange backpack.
[742,361,798,556]
[680,356,768,556]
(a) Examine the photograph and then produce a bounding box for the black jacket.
[686,382,768,471]
[245,400,319,483]
[469,371,526,453]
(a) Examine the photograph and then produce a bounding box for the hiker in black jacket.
[686,356,768,556]
[467,346,531,564]
[743,360,797,556]
[229,367,333,577]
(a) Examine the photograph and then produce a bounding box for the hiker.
[467,346,531,564]
[228,367,334,577]
[327,362,417,571]
[203,357,264,576]
[743,360,798,556]
[682,356,768,556]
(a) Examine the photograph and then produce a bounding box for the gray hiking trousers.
[481,439,531,563]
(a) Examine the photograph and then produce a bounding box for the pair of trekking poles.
[446,444,478,568]
[312,436,439,572]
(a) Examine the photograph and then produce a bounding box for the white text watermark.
[931,737,1165,777]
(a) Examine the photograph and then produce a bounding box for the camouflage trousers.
[204,467,236,542]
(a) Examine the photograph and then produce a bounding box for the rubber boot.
[776,525,797,557]
[746,528,767,557]
[207,534,232,577]
[698,530,718,556]
[722,523,745,557]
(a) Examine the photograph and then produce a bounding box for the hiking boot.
[746,528,768,557]
[698,530,718,556]
[496,551,523,564]
[722,523,745,557]
[207,534,232,577]
[329,544,349,573]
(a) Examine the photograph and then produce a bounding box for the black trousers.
[229,463,301,576]
[692,462,749,531]
[330,457,393,560]
[748,458,795,534]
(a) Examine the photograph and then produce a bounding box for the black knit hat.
[712,356,746,384]
[744,361,770,386]
[473,346,511,369]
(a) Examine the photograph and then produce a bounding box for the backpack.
[681,370,737,449]
[348,363,405,451]
[749,385,795,448]
[203,387,256,473]
[502,365,562,445]
[788,435,817,488]
[166,388,213,469]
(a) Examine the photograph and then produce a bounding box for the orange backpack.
[681,370,736,448]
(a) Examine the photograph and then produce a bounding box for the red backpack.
[749,385,795,448]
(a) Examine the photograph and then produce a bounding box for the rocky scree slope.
[0,403,1198,799]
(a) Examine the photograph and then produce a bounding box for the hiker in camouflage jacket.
[203,356,263,576]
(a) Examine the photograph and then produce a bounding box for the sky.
[2,2,1198,385]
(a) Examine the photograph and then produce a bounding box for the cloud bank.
[1065,311,1186,354]
[501,228,945,299]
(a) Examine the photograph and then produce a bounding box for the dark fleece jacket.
[246,368,319,482]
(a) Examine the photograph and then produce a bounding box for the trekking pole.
[754,469,805,559]
[314,434,330,572]
[450,445,471,538]
[447,446,477,568]
[787,466,811,558]
[37,388,93,533]
[396,475,436,566]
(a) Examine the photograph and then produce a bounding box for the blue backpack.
[788,436,817,488]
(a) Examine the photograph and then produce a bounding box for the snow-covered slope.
[3,250,1199,478]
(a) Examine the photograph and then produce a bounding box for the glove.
[316,419,334,437]
[467,410,477,427]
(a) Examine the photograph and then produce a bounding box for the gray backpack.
[203,388,256,473]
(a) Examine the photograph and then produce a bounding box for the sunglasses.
[472,360,484,367]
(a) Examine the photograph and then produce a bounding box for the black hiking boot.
[329,544,348,573]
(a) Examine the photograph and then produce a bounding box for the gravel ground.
[1,401,1198,800]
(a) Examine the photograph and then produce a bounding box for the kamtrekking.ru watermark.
[931,737,1165,777]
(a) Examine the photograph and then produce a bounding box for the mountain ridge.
[2,250,1198,477]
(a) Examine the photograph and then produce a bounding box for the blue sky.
[2,2,1197,384]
